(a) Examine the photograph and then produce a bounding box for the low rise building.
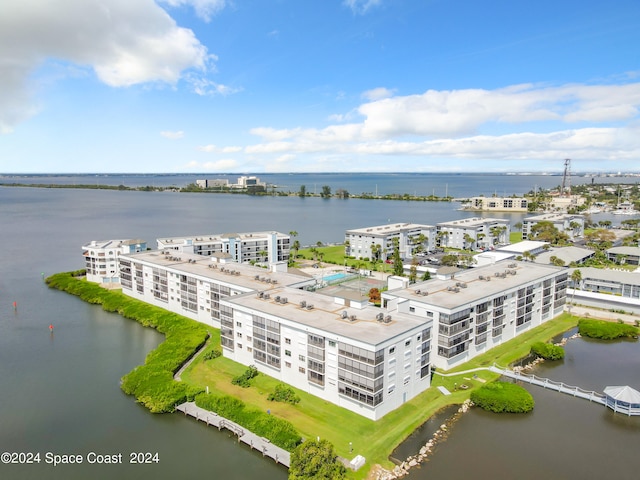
[383,260,567,370]
[157,231,291,265]
[345,223,436,261]
[607,246,640,266]
[522,213,584,241]
[466,196,528,212]
[436,217,510,250]
[570,267,640,299]
[115,248,567,419]
[82,239,147,284]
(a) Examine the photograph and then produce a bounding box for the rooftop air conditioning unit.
[384,315,392,323]
[306,304,314,310]
[301,300,307,308]
[349,315,357,322]
[376,313,384,321]
[341,311,348,319]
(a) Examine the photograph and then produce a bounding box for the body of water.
[0,175,638,480]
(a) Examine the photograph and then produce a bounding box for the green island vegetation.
[48,271,587,478]
[45,271,208,412]
[530,341,565,360]
[470,381,535,413]
[578,318,639,340]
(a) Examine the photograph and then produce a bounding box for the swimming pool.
[323,272,349,282]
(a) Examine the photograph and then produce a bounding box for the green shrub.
[530,342,565,360]
[578,319,639,340]
[470,381,534,413]
[203,348,222,360]
[267,384,301,404]
[231,365,259,387]
[195,393,302,451]
[47,272,208,412]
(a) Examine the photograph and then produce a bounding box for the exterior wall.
[221,297,432,421]
[157,232,290,264]
[522,214,585,241]
[469,197,528,212]
[345,224,436,260]
[82,239,146,284]
[436,218,510,250]
[119,256,254,328]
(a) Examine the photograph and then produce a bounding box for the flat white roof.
[157,231,288,245]
[437,217,509,228]
[346,223,434,236]
[498,241,548,254]
[226,286,429,347]
[122,250,314,290]
[388,260,565,311]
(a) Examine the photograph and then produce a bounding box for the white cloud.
[161,130,185,140]
[161,0,228,23]
[0,0,213,132]
[343,0,382,15]
[198,144,242,153]
[361,87,395,101]
[234,82,640,167]
[187,76,242,96]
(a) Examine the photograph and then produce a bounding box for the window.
[237,343,242,349]
[299,367,306,374]
[247,347,252,353]
[299,355,306,362]
[389,346,395,354]
[328,340,336,347]
[409,307,415,313]
[403,376,411,385]
[285,338,291,345]
[236,321,242,327]
[285,362,291,368]
[388,385,395,394]
[236,332,242,338]
[405,339,411,346]
[285,350,291,357]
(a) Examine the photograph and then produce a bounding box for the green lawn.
[297,245,395,273]
[181,313,578,478]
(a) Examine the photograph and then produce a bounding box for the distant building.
[522,213,585,241]
[570,267,640,299]
[466,196,528,212]
[196,178,230,189]
[436,217,510,250]
[157,231,291,265]
[82,239,147,284]
[607,246,640,266]
[533,246,595,266]
[345,223,436,261]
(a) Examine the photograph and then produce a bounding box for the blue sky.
[1,0,639,174]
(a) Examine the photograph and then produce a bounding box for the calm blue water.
[1,172,637,197]
[0,177,638,480]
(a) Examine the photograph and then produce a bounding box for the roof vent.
[384,315,392,323]
[341,311,348,319]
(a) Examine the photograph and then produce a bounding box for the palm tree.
[570,269,582,307]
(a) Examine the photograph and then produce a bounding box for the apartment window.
[237,343,242,349]
[285,338,291,345]
[405,339,411,346]
[389,346,395,354]
[328,340,336,347]
[299,355,306,362]
[285,362,291,368]
[299,367,306,374]
[236,321,242,327]
[388,385,395,394]
[403,376,411,385]
[237,332,242,338]
[285,350,291,357]
[409,307,415,313]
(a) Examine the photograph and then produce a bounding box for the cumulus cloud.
[235,82,640,167]
[161,130,185,140]
[161,0,228,22]
[343,0,382,15]
[0,0,214,133]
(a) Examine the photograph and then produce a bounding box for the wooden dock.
[175,402,291,468]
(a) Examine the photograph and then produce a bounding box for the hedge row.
[195,392,302,451]
[470,381,534,413]
[46,272,208,412]
[578,319,639,340]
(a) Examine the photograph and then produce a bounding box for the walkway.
[175,402,291,468]
[488,365,607,405]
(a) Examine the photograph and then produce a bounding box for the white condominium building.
[345,223,436,261]
[119,250,314,328]
[82,239,147,284]
[115,247,567,419]
[467,196,528,212]
[221,286,432,420]
[436,217,510,250]
[522,213,585,241]
[384,260,567,370]
[157,231,291,265]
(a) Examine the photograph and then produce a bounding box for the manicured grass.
[298,245,395,273]
[181,312,579,478]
